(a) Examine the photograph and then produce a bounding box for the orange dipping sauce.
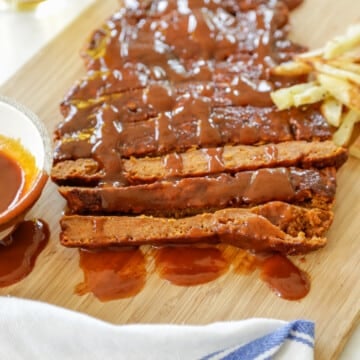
[0,151,24,214]
[0,134,46,228]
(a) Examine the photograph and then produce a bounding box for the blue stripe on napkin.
[201,320,314,360]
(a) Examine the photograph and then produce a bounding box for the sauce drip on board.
[76,248,146,302]
[76,245,310,302]
[153,246,229,286]
[0,220,49,287]
[0,151,24,214]
[259,253,310,300]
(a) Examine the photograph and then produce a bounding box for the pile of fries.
[271,24,360,157]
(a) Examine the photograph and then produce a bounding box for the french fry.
[333,110,360,146]
[317,73,360,113]
[270,89,294,110]
[349,133,360,159]
[296,49,323,60]
[271,61,313,76]
[337,48,360,62]
[270,82,319,110]
[329,60,360,75]
[271,23,360,152]
[314,62,360,85]
[321,98,343,127]
[324,24,360,59]
[293,85,328,107]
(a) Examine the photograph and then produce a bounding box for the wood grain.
[0,1,359,359]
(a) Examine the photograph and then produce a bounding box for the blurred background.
[0,0,95,84]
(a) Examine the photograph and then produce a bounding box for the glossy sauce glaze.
[76,245,310,302]
[52,0,332,188]
[61,167,336,216]
[0,220,49,287]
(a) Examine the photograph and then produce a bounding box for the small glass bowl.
[0,96,51,239]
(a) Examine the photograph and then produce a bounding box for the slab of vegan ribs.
[52,0,348,254]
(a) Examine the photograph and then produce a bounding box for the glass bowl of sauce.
[0,96,51,240]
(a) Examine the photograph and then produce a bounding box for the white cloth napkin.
[0,297,314,360]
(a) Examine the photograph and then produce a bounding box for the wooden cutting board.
[0,1,359,359]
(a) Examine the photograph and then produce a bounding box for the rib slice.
[61,58,301,107]
[58,167,337,216]
[82,0,297,71]
[60,202,330,255]
[123,140,347,183]
[51,140,347,185]
[53,105,332,163]
[57,82,330,138]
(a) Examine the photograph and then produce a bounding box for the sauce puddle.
[153,246,229,286]
[0,220,49,287]
[232,251,310,300]
[75,245,310,302]
[259,254,310,300]
[76,247,146,302]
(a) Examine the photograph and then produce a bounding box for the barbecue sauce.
[0,135,49,287]
[153,246,229,286]
[76,246,310,302]
[0,220,49,287]
[0,134,38,216]
[0,151,24,214]
[259,254,310,300]
[76,248,146,301]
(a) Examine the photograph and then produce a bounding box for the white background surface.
[0,0,95,84]
[0,1,358,358]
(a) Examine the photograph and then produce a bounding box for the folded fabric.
[0,297,314,360]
